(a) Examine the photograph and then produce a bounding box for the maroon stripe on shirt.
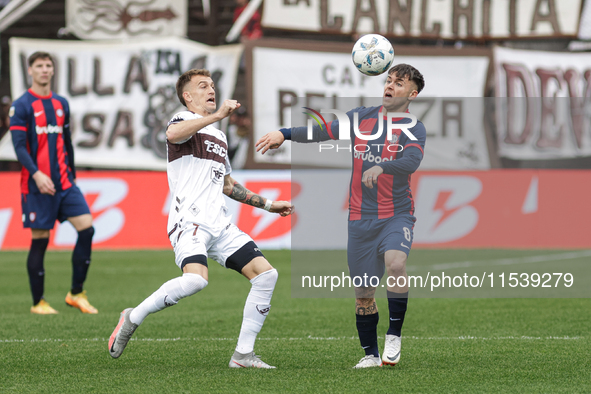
[167,132,228,164]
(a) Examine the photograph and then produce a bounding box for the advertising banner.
[262,0,583,40]
[291,169,591,249]
[0,37,242,170]
[2,169,590,251]
[0,170,292,250]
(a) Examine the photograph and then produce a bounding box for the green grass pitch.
[0,249,589,393]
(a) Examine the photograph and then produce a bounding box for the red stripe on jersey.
[407,175,415,215]
[52,99,71,190]
[405,143,424,155]
[32,100,51,179]
[349,136,368,220]
[377,130,399,219]
[21,138,31,194]
[10,126,27,131]
[358,118,377,133]
[326,121,336,140]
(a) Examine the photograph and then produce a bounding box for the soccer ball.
[352,34,394,76]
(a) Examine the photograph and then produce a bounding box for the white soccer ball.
[352,34,394,76]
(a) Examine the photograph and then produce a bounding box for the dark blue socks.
[387,291,408,337]
[71,226,94,294]
[27,238,49,305]
[356,312,380,357]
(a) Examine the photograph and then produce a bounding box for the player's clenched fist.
[217,99,241,118]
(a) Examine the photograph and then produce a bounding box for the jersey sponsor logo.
[210,167,224,184]
[204,140,227,158]
[353,150,395,163]
[35,125,63,135]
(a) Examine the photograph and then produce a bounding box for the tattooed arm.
[223,175,294,216]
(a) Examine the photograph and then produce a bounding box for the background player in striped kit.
[10,52,97,315]
[256,64,426,368]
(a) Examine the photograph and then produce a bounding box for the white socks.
[235,269,278,354]
[129,273,208,325]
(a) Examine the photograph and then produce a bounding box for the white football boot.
[382,334,401,366]
[353,355,383,368]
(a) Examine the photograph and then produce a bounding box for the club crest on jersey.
[189,204,200,216]
[56,109,64,117]
[9,106,14,117]
[388,133,400,144]
[29,212,36,222]
[210,167,224,184]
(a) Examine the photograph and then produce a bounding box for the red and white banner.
[2,169,590,250]
[0,170,292,250]
[291,169,591,249]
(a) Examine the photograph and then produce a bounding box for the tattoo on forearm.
[229,182,265,208]
[355,301,377,316]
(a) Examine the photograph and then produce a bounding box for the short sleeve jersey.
[166,111,232,236]
[9,89,74,194]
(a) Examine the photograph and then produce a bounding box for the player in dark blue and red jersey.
[256,64,426,368]
[10,52,97,315]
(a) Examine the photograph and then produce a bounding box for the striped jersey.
[10,89,75,194]
[166,111,232,236]
[283,105,426,221]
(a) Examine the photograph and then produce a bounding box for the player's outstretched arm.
[167,100,241,144]
[255,131,285,155]
[223,175,294,216]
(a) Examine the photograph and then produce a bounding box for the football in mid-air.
[352,34,394,76]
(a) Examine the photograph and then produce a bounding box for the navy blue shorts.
[347,215,416,281]
[21,186,90,229]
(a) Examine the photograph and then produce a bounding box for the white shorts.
[170,221,254,269]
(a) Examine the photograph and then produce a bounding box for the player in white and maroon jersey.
[108,69,294,369]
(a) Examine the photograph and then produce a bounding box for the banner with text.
[494,46,591,162]
[0,37,242,170]
[250,42,491,169]
[262,0,583,40]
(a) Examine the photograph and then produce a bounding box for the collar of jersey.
[28,88,52,100]
[380,106,410,121]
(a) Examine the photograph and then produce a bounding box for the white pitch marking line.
[408,250,591,272]
[0,335,583,343]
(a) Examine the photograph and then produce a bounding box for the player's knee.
[386,255,407,274]
[252,268,278,290]
[180,273,208,296]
